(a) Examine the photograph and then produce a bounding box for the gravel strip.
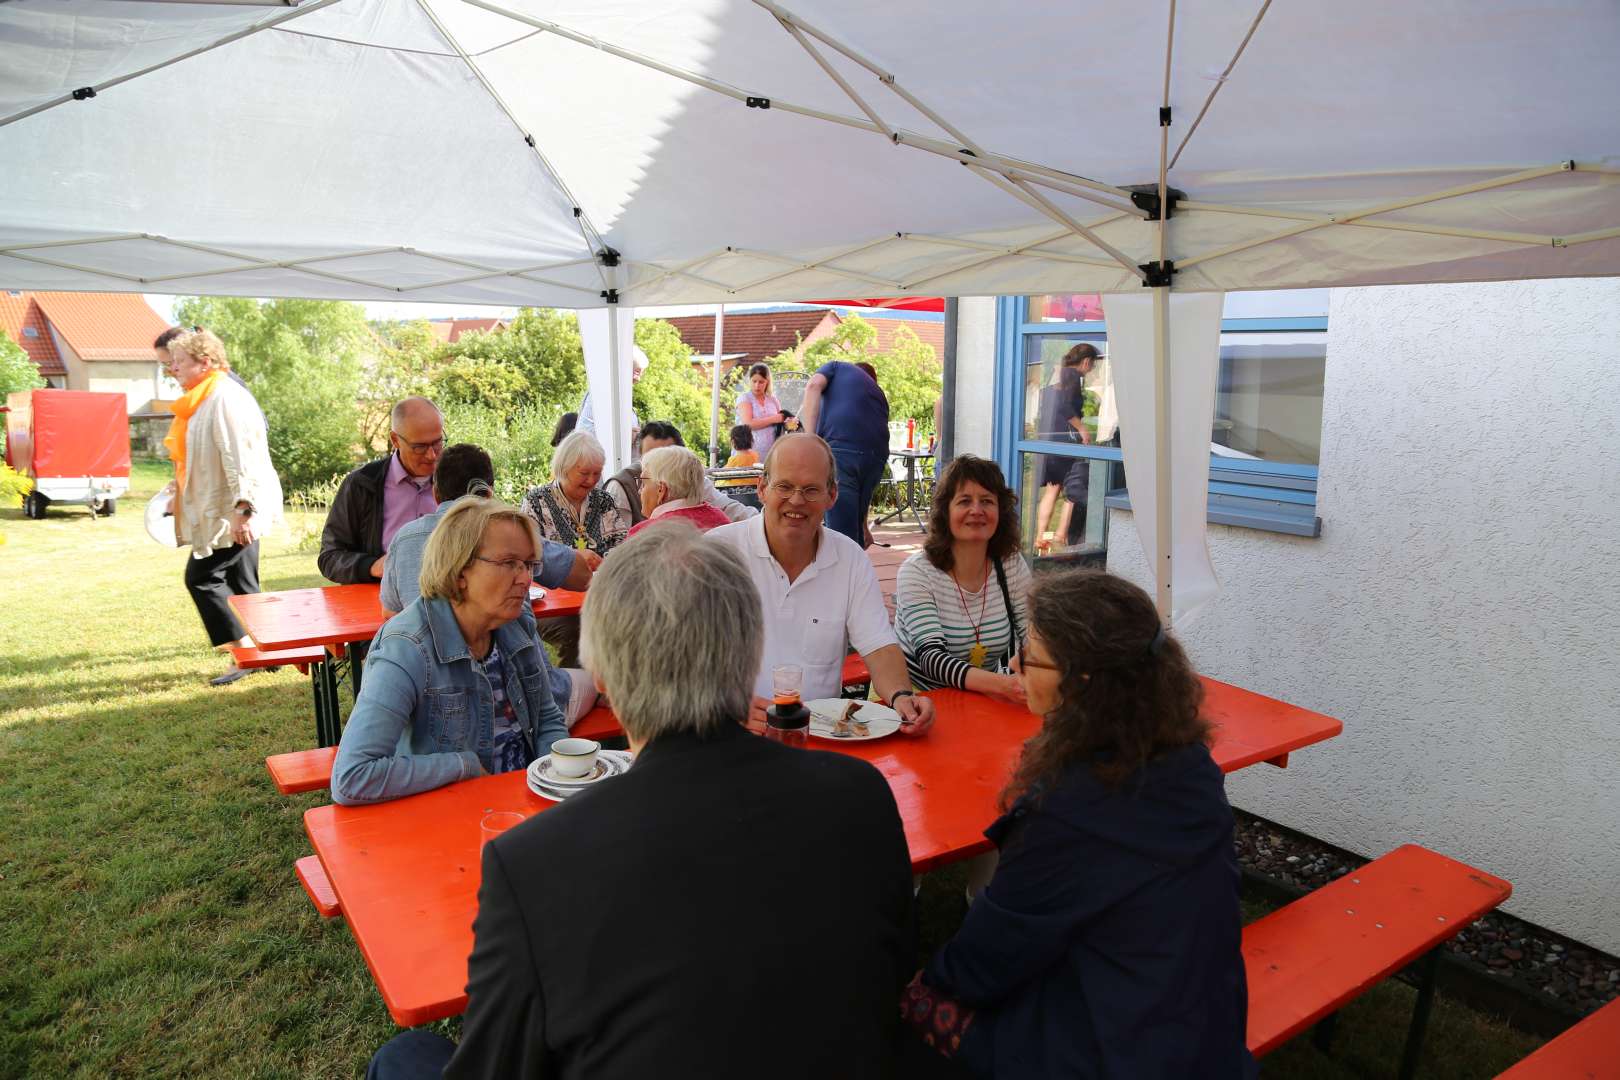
[1234,810,1620,1017]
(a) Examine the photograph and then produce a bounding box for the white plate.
[528,585,546,601]
[527,749,631,800]
[144,491,180,547]
[804,699,902,742]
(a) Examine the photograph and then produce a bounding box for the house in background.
[427,317,507,344]
[0,291,171,412]
[664,307,945,379]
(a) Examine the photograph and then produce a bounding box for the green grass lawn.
[0,463,1543,1077]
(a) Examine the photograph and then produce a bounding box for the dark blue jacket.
[924,743,1255,1079]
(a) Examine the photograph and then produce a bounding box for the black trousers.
[185,540,260,648]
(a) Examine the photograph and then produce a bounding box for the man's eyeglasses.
[767,480,827,503]
[394,434,446,455]
[1018,643,1059,672]
[472,555,542,578]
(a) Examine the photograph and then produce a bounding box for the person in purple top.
[319,397,444,584]
[798,360,890,547]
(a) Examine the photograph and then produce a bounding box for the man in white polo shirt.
[707,433,935,734]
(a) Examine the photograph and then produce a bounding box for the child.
[719,424,761,508]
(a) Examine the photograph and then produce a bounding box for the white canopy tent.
[4,0,1617,618]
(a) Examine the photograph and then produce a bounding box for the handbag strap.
[991,556,1022,665]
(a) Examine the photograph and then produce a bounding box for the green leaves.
[0,334,45,399]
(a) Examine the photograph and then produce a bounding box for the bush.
[439,401,563,505]
[0,462,31,507]
[0,336,45,400]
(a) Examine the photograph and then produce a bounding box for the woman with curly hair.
[903,571,1253,1079]
[894,455,1029,703]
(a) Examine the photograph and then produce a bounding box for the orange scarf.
[164,369,224,489]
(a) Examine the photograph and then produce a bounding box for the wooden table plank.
[231,584,586,652]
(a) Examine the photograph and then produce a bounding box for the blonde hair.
[168,328,231,372]
[419,496,541,603]
[639,445,704,502]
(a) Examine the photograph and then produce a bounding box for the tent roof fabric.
[28,291,170,362]
[0,292,65,376]
[1,0,1617,306]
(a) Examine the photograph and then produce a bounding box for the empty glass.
[480,811,525,848]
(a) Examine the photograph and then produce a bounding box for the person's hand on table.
[984,672,1027,706]
[892,692,935,736]
[369,554,386,579]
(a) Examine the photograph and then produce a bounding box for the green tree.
[174,296,374,491]
[801,314,944,431]
[446,309,586,411]
[430,356,532,415]
[0,335,44,400]
[361,320,444,449]
[634,318,716,456]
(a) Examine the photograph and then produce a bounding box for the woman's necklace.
[950,558,992,668]
[554,482,590,550]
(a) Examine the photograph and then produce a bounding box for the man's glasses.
[767,480,827,503]
[394,434,446,455]
[472,555,542,578]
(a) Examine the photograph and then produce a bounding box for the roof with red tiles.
[663,310,838,369]
[864,316,945,364]
[0,292,66,376]
[429,318,507,344]
[27,292,170,363]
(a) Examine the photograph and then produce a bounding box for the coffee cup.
[550,737,601,779]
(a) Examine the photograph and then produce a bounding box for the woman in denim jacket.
[332,497,570,805]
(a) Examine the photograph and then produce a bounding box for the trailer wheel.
[99,498,117,516]
[24,491,48,519]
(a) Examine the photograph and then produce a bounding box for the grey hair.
[551,429,606,481]
[639,445,704,502]
[763,431,838,490]
[580,524,762,742]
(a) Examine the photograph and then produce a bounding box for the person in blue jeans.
[799,359,890,547]
[331,497,569,805]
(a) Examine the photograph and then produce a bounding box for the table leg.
[315,655,342,748]
[904,457,927,530]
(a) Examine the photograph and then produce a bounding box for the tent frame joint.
[72,87,97,102]
[597,247,621,267]
[1127,184,1185,221]
[745,96,772,109]
[600,288,620,304]
[1139,260,1176,287]
[1159,105,1172,126]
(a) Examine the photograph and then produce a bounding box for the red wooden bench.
[230,643,326,675]
[295,855,340,918]
[841,653,871,694]
[265,747,338,795]
[1245,843,1512,1078]
[1496,995,1620,1078]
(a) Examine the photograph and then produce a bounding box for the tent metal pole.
[1168,0,1273,171]
[1179,202,1562,247]
[726,247,907,291]
[605,282,627,477]
[710,306,726,467]
[0,0,342,130]
[0,250,146,284]
[1152,0,1176,628]
[940,299,958,462]
[0,234,145,254]
[905,229,1129,268]
[965,165,1147,280]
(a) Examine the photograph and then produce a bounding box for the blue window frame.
[993,295,1324,562]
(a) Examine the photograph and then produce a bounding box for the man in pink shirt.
[319,397,444,583]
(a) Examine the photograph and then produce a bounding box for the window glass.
[1021,334,1107,443]
[1024,293,1105,323]
[1018,450,1117,566]
[1214,338,1326,466]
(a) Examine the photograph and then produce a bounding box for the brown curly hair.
[922,455,1022,572]
[1002,570,1209,807]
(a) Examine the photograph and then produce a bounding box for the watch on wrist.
[888,690,915,708]
[235,502,254,518]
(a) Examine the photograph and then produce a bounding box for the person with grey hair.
[707,432,935,735]
[331,497,568,806]
[361,524,916,1079]
[520,429,621,666]
[319,395,445,584]
[626,445,731,538]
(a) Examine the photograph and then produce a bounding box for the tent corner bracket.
[597,247,621,267]
[1126,184,1185,220]
[1139,260,1176,287]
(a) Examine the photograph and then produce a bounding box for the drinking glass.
[772,664,803,706]
[480,811,525,848]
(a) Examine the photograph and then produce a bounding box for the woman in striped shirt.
[896,455,1030,703]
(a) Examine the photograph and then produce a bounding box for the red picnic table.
[306,680,1342,1027]
[230,583,586,747]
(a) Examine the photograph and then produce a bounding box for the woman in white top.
[158,327,283,685]
[895,455,1030,703]
[734,363,785,461]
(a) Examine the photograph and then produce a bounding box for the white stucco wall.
[1108,278,1620,953]
[951,297,997,460]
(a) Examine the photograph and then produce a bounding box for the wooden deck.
[866,522,926,615]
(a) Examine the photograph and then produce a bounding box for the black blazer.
[445,721,916,1080]
[317,455,389,584]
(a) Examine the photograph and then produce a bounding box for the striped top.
[895,551,1032,690]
